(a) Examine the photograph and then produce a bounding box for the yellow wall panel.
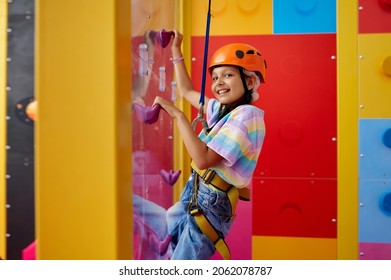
[35,0,132,259]
[0,0,7,260]
[191,0,272,36]
[358,33,391,118]
[132,0,176,36]
[336,0,359,260]
[252,236,337,260]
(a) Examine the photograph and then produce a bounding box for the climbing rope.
[191,0,212,135]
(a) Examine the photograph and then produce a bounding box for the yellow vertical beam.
[35,0,132,259]
[0,0,7,260]
[336,0,359,259]
[173,0,191,201]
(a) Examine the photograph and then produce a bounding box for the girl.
[152,29,267,260]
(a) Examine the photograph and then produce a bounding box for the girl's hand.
[170,29,183,57]
[153,96,182,119]
[143,29,156,54]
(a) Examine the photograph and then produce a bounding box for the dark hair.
[207,68,253,133]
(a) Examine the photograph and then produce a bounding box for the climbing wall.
[357,0,391,260]
[5,0,35,260]
[131,0,178,260]
[191,0,337,259]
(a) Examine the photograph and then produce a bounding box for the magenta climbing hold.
[133,103,162,125]
[160,169,181,186]
[155,29,174,48]
[149,234,172,256]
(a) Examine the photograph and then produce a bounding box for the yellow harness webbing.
[189,161,251,260]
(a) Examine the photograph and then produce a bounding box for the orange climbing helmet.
[208,43,267,83]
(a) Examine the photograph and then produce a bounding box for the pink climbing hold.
[133,103,162,125]
[149,234,172,256]
[160,169,181,186]
[155,29,174,48]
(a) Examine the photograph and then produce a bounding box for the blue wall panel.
[359,179,391,243]
[359,119,391,179]
[273,0,336,34]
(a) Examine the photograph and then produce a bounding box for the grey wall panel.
[6,0,35,260]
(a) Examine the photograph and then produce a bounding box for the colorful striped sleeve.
[200,99,265,188]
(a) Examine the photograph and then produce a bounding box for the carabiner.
[191,104,209,135]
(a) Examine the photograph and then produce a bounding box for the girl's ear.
[246,76,256,91]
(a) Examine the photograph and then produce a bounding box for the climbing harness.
[188,161,250,260]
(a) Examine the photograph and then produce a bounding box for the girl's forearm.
[174,112,222,170]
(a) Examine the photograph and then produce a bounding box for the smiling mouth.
[217,89,230,95]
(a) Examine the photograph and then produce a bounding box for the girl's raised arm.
[170,29,210,109]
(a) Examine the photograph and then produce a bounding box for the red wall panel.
[359,0,391,34]
[252,178,337,238]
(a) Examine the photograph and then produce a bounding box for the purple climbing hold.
[155,29,174,48]
[160,169,181,186]
[133,103,162,125]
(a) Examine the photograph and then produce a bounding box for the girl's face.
[211,66,254,106]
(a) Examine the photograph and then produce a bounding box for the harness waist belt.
[190,161,250,201]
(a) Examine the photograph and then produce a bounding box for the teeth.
[218,89,229,94]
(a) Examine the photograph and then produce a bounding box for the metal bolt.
[192,57,196,61]
[359,55,364,59]
[332,137,337,141]
[360,154,364,158]
[359,104,364,109]
[5,204,10,208]
[331,218,336,223]
[331,55,336,60]
[359,202,364,207]
[5,233,10,238]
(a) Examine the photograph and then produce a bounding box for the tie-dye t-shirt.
[198,99,265,189]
